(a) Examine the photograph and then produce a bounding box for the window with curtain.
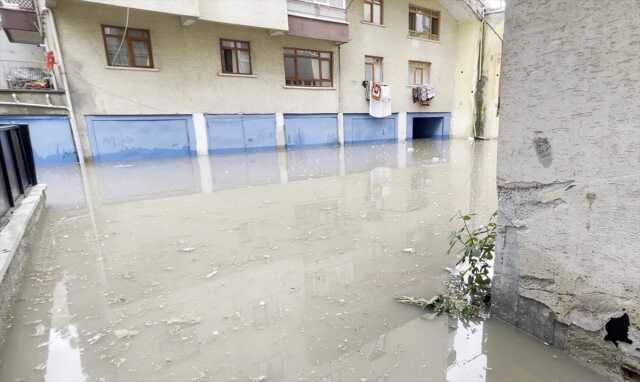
[409,61,431,86]
[363,0,383,24]
[409,6,441,41]
[284,48,333,87]
[220,39,252,75]
[365,56,383,83]
[102,25,153,68]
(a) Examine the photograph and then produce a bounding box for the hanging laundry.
[412,84,435,106]
[370,84,392,118]
[371,82,382,101]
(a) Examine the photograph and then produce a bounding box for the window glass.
[374,64,382,82]
[409,7,440,40]
[297,57,315,81]
[221,40,235,48]
[285,57,295,78]
[284,48,332,87]
[102,26,153,67]
[321,61,330,80]
[105,35,129,66]
[432,17,440,35]
[365,63,373,83]
[363,3,371,22]
[237,50,251,74]
[220,39,252,74]
[365,56,383,83]
[128,30,147,39]
[131,40,150,67]
[409,61,431,85]
[104,26,123,36]
[372,4,381,24]
[222,49,234,72]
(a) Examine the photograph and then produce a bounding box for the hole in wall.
[604,312,633,347]
[622,365,640,381]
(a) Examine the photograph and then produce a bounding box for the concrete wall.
[46,0,500,158]
[0,185,46,347]
[493,0,640,380]
[199,0,289,31]
[340,0,462,130]
[54,0,339,157]
[79,0,199,17]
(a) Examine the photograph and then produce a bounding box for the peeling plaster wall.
[493,0,640,380]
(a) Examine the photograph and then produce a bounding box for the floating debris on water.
[113,329,139,340]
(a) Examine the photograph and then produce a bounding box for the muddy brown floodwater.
[0,140,608,382]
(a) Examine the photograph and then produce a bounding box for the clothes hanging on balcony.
[370,85,392,118]
[412,85,435,105]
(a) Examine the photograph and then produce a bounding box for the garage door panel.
[284,115,337,147]
[88,116,194,161]
[207,117,245,152]
[243,116,277,149]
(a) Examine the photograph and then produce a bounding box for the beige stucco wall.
[198,0,289,31]
[50,0,497,156]
[452,20,481,139]
[78,0,289,30]
[340,0,462,126]
[494,0,640,379]
[55,0,339,153]
[80,0,200,17]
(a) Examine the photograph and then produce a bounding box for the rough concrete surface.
[493,0,640,380]
[0,185,47,346]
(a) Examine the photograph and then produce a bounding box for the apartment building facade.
[0,0,503,163]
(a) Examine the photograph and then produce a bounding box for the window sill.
[407,35,440,43]
[217,72,257,78]
[105,66,160,72]
[361,21,385,28]
[283,85,336,91]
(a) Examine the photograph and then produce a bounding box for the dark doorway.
[412,117,444,139]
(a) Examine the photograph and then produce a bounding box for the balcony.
[0,59,54,91]
[286,0,349,43]
[0,0,41,44]
[287,0,346,23]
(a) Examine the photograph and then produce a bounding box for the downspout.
[473,18,486,139]
[40,3,86,163]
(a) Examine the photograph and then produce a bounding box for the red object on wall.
[45,51,55,71]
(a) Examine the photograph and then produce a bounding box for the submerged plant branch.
[397,211,497,319]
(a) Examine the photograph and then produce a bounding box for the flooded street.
[0,140,607,382]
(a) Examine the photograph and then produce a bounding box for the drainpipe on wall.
[337,43,344,145]
[40,3,86,163]
[473,18,487,139]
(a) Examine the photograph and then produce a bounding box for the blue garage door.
[206,114,276,153]
[344,114,396,144]
[0,115,76,166]
[87,115,196,161]
[284,114,337,148]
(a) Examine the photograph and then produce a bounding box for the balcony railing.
[287,0,347,22]
[0,60,54,90]
[0,0,35,10]
[0,124,37,221]
[298,0,345,8]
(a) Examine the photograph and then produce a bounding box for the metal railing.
[0,124,37,219]
[0,0,35,10]
[287,0,347,21]
[0,60,54,90]
[298,0,345,8]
